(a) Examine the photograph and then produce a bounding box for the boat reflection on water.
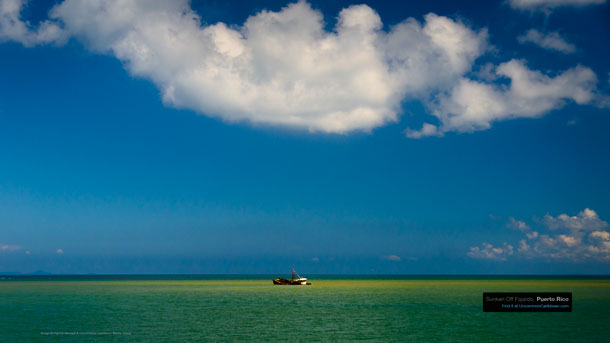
[273,268,311,285]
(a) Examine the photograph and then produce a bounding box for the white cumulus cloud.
[507,217,531,231]
[467,242,514,261]
[1,0,607,137]
[409,59,599,137]
[543,208,608,232]
[518,29,576,53]
[0,0,67,46]
[44,0,489,133]
[591,231,610,240]
[469,208,610,262]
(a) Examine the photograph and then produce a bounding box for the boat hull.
[272,278,311,285]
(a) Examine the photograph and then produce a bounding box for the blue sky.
[1,0,609,274]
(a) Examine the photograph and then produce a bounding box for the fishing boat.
[273,268,311,285]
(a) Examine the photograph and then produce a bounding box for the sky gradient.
[1,0,609,274]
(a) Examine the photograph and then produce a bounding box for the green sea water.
[1,275,609,342]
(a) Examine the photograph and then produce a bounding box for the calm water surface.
[1,275,609,342]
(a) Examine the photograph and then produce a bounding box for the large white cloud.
[0,0,607,136]
[46,0,489,133]
[468,209,610,262]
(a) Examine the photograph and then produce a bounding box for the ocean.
[1,275,609,342]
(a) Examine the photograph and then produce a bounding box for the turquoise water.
[1,275,609,342]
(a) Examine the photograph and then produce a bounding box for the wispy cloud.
[509,0,606,11]
[382,255,402,262]
[518,29,576,53]
[0,244,21,252]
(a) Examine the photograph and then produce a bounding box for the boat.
[273,268,311,285]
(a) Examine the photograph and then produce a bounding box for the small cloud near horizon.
[467,243,514,261]
[0,244,21,252]
[469,208,610,262]
[382,255,402,262]
[507,217,531,231]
